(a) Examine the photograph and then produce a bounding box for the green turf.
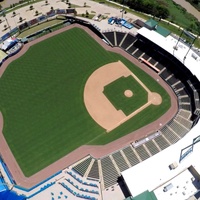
[0,27,171,176]
[103,75,148,115]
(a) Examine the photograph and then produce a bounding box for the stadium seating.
[112,151,129,172]
[102,32,115,46]
[122,146,140,167]
[154,135,171,149]
[72,157,93,177]
[178,109,192,119]
[120,33,137,50]
[160,125,180,144]
[115,32,126,46]
[168,120,189,137]
[144,140,160,156]
[134,145,151,161]
[87,160,99,180]
[101,156,119,188]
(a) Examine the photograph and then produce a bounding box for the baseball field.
[0,27,171,177]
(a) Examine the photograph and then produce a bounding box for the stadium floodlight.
[173,29,197,62]
[179,134,200,162]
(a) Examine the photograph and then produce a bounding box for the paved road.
[0,0,19,9]
[173,0,200,21]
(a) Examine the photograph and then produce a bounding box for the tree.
[86,10,89,17]
[30,5,33,10]
[19,16,23,22]
[4,24,7,30]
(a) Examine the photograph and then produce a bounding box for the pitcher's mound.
[124,90,133,98]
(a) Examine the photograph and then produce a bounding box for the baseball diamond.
[0,24,177,190]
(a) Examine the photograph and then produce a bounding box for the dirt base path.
[0,24,178,188]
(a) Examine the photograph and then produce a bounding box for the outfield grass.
[0,27,171,176]
[103,76,148,115]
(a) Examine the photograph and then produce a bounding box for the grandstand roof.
[154,25,170,37]
[122,122,200,199]
[137,27,200,81]
[145,19,158,28]
[131,191,157,200]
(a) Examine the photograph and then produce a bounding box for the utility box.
[163,183,173,192]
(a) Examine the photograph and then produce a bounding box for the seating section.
[179,103,191,111]
[103,32,115,46]
[112,151,129,172]
[101,156,119,189]
[156,63,165,71]
[72,157,93,177]
[159,68,172,80]
[134,145,150,161]
[116,32,126,46]
[160,126,180,144]
[174,115,193,130]
[87,160,99,180]
[154,135,170,150]
[168,120,188,137]
[127,44,138,55]
[144,140,160,156]
[178,109,191,119]
[122,146,140,166]
[173,82,185,91]
[167,75,179,86]
[120,33,137,50]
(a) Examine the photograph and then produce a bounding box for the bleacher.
[72,157,93,177]
[160,125,180,144]
[148,57,157,65]
[115,32,126,46]
[155,63,165,71]
[168,120,189,137]
[144,140,160,156]
[101,156,119,189]
[102,32,115,46]
[167,75,179,86]
[120,33,137,50]
[134,145,151,161]
[173,82,185,91]
[87,160,99,180]
[179,103,191,111]
[178,109,191,119]
[126,44,138,55]
[154,135,170,149]
[174,114,193,130]
[112,151,129,172]
[122,146,140,167]
[159,68,173,80]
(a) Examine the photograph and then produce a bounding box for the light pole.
[2,10,11,32]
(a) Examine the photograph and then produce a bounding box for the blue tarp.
[0,190,26,200]
[0,177,7,192]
